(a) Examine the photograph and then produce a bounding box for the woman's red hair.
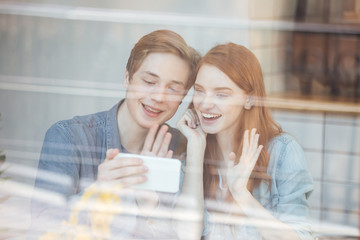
[197,43,282,200]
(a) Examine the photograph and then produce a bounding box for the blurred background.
[0,0,359,239]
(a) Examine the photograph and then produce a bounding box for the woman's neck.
[216,131,235,164]
[117,101,148,153]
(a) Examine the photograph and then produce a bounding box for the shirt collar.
[105,99,127,152]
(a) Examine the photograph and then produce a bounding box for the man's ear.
[123,70,130,88]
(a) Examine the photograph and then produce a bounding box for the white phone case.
[115,153,181,193]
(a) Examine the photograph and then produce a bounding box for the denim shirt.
[34,100,184,197]
[203,133,314,240]
[30,101,185,239]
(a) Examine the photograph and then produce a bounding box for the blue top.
[203,133,314,240]
[30,101,185,239]
[31,100,313,239]
[34,100,184,197]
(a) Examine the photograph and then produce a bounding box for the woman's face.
[193,64,246,135]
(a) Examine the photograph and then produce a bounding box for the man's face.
[124,52,190,129]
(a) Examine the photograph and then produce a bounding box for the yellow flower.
[40,183,123,239]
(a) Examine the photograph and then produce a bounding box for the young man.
[30,29,201,239]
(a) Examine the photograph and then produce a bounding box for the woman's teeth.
[202,113,221,119]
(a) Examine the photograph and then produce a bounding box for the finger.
[142,124,159,153]
[105,148,120,162]
[111,165,148,180]
[101,157,143,171]
[177,109,196,131]
[151,125,169,154]
[241,130,250,157]
[97,163,147,182]
[249,133,260,155]
[229,152,236,161]
[188,110,198,128]
[192,110,200,126]
[177,111,188,128]
[184,111,196,128]
[250,145,263,169]
[250,128,257,146]
[228,152,236,167]
[99,165,148,181]
[166,150,173,158]
[117,175,148,188]
[157,132,172,157]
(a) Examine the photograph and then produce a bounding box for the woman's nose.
[200,94,215,109]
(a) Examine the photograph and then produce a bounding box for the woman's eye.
[194,89,204,94]
[216,93,229,98]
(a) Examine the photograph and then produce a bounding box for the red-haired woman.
[178,43,314,239]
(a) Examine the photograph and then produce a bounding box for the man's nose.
[150,86,166,102]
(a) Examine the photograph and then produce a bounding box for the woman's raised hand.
[177,109,206,146]
[227,128,263,194]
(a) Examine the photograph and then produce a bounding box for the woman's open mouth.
[201,112,222,122]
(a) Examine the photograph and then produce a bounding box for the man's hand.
[97,148,148,186]
[141,124,173,158]
[97,124,173,187]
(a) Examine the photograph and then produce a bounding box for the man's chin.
[138,119,162,129]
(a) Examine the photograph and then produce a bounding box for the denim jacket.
[30,101,185,239]
[203,133,314,240]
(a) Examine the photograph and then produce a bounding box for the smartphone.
[115,153,182,193]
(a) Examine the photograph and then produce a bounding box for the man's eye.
[143,79,155,85]
[169,87,179,93]
[169,86,183,93]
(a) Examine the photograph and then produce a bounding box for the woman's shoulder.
[267,133,306,168]
[266,133,314,199]
[269,132,297,145]
[268,133,302,152]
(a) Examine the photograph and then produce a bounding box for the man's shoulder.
[55,110,108,130]
[55,102,121,132]
[46,100,120,140]
[42,110,109,144]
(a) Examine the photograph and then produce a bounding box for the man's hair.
[126,29,200,90]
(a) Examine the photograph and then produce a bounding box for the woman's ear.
[244,95,255,110]
[123,70,130,88]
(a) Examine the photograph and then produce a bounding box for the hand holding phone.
[97,124,180,192]
[115,153,181,193]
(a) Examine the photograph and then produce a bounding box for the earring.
[244,96,254,110]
